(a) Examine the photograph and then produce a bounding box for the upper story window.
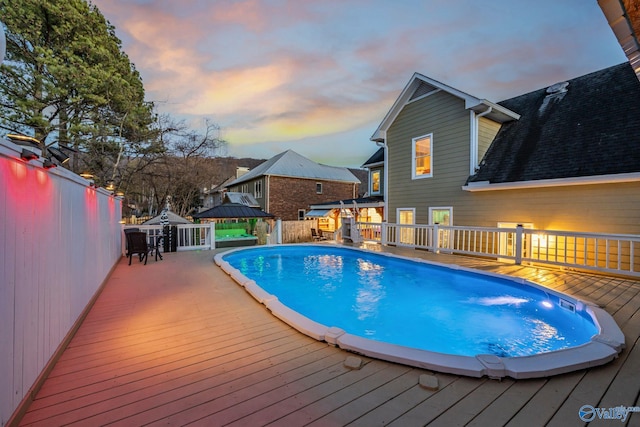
[371,170,381,194]
[254,180,262,198]
[412,133,432,179]
[316,182,323,194]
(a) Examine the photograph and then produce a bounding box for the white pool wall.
[214,244,625,379]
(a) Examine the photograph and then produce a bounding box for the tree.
[132,116,227,218]
[0,0,155,163]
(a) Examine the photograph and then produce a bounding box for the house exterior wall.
[386,90,471,224]
[230,176,356,220]
[478,116,500,164]
[268,176,356,220]
[458,183,640,234]
[227,176,267,210]
[384,89,640,235]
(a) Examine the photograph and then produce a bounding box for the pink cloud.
[89,0,625,165]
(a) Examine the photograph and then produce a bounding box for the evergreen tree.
[0,0,156,167]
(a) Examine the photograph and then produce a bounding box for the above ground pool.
[215,244,625,379]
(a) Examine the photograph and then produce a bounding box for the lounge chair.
[125,231,152,265]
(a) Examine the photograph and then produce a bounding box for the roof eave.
[371,73,518,142]
[467,99,521,122]
[363,161,384,168]
[462,172,640,192]
[309,201,386,209]
[265,173,360,184]
[599,0,640,80]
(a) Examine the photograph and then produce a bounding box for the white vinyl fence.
[356,222,640,278]
[1,139,123,426]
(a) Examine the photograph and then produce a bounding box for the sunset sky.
[91,0,626,167]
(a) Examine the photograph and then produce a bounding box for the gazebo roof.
[142,210,192,225]
[192,203,274,219]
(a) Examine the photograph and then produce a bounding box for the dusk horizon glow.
[92,0,625,167]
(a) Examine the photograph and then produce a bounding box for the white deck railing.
[356,222,640,277]
[123,223,214,254]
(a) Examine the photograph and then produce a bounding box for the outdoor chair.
[123,227,140,254]
[125,231,152,265]
[311,228,326,241]
[150,233,164,262]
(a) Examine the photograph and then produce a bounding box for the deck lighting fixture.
[8,133,40,147]
[20,148,38,161]
[47,146,70,165]
[105,180,115,191]
[80,172,94,179]
[42,158,57,169]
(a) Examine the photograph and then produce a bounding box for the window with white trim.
[254,180,262,198]
[397,208,415,245]
[298,209,306,220]
[371,170,381,194]
[412,133,432,179]
[316,182,323,194]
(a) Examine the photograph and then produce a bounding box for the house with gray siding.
[372,62,640,236]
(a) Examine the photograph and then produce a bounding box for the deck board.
[427,378,516,427]
[16,245,640,427]
[387,377,488,427]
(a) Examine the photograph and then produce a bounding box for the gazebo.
[193,203,275,247]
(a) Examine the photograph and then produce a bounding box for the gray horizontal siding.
[456,183,640,234]
[478,117,500,164]
[387,91,470,223]
[384,91,640,235]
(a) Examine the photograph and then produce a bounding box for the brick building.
[226,150,360,221]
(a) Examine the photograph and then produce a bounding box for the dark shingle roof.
[362,147,384,167]
[192,203,274,219]
[468,62,640,184]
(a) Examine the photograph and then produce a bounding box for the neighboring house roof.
[192,203,274,219]
[211,175,237,193]
[370,72,520,142]
[227,149,361,186]
[466,62,640,189]
[362,147,384,167]
[224,192,259,207]
[142,210,193,225]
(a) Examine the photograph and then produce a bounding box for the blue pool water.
[222,245,599,358]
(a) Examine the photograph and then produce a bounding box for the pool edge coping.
[214,243,626,379]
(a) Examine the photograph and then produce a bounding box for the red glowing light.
[36,169,48,184]
[10,161,27,179]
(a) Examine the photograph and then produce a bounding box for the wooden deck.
[16,244,640,426]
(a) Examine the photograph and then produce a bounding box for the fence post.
[276,218,282,244]
[433,223,440,253]
[515,224,523,264]
[210,222,216,250]
[381,222,387,246]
